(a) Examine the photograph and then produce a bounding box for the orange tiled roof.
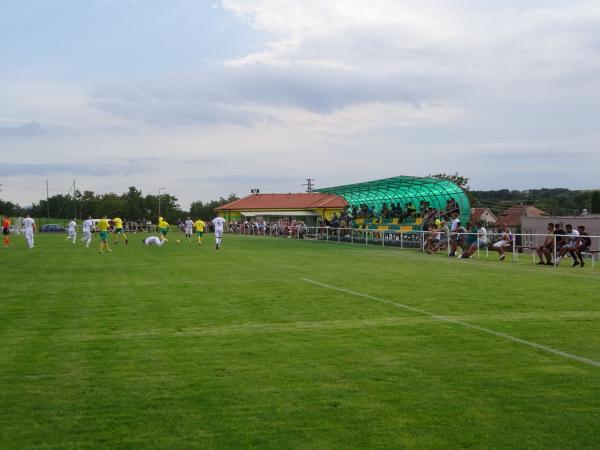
[216,193,348,211]
[494,204,546,227]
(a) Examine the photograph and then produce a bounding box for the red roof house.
[216,193,348,221]
[494,204,546,228]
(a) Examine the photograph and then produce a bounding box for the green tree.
[189,193,239,220]
[121,186,145,220]
[0,199,21,216]
[592,191,600,214]
[78,190,99,218]
[428,172,469,189]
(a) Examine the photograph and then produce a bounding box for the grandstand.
[318,175,470,233]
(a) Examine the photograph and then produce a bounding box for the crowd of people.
[422,217,593,266]
[535,223,592,267]
[346,198,461,224]
[227,218,309,239]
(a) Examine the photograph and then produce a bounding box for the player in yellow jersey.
[97,216,112,253]
[193,218,206,245]
[158,217,169,241]
[113,216,128,245]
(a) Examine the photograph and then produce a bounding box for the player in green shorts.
[194,218,205,245]
[97,216,112,253]
[158,217,169,241]
[113,216,128,244]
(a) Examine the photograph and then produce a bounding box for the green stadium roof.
[317,175,470,225]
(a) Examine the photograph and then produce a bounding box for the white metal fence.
[226,224,600,270]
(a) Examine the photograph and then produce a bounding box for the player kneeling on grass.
[143,235,166,246]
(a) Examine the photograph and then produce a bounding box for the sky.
[1,0,600,209]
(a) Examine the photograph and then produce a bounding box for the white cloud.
[3,0,600,208]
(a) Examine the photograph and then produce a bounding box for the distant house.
[470,208,497,226]
[216,192,348,226]
[494,204,546,229]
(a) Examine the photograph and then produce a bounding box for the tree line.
[429,173,600,216]
[0,187,239,223]
[471,188,600,216]
[1,182,599,220]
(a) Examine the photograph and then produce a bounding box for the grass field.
[2,232,600,449]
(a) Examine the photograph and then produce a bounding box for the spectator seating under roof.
[317,175,471,229]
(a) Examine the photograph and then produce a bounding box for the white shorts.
[185,228,192,234]
[215,230,223,238]
[493,240,508,249]
[83,230,92,238]
[25,230,34,239]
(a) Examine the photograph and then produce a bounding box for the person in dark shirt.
[403,202,417,219]
[575,225,592,268]
[459,223,479,258]
[554,223,567,254]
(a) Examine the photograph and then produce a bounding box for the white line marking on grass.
[302,278,600,369]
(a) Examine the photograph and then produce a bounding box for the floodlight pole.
[158,187,166,217]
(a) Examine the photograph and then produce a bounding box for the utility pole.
[46,180,50,219]
[302,178,315,193]
[73,180,76,219]
[158,187,166,217]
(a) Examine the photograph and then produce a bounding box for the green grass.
[1,233,599,449]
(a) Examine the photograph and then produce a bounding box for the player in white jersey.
[82,216,93,248]
[22,214,36,249]
[66,219,77,244]
[143,235,166,246]
[212,216,226,250]
[184,217,194,241]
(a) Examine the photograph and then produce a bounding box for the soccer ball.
[176,239,181,244]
